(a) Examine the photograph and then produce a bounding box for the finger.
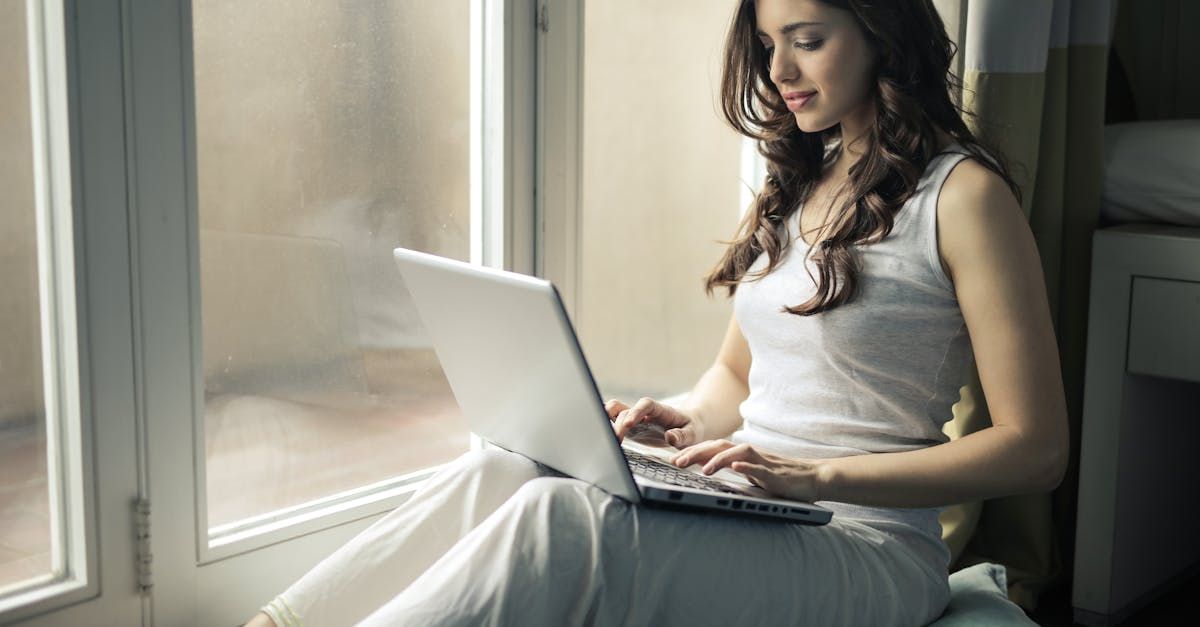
[667,440,712,465]
[614,409,630,439]
[713,444,769,467]
[669,439,734,467]
[731,461,773,488]
[620,398,651,431]
[604,399,629,421]
[632,397,656,415]
[700,443,756,475]
[664,425,696,448]
[615,407,646,440]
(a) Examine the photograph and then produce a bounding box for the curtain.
[932,0,1118,613]
[1108,0,1200,122]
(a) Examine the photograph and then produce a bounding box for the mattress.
[1100,119,1200,227]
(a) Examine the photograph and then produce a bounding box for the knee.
[459,447,541,480]
[506,478,617,560]
[510,476,590,512]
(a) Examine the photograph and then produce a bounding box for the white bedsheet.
[1101,120,1200,227]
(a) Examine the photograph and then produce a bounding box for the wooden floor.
[203,391,467,527]
[0,419,49,591]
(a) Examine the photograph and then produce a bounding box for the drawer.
[1127,277,1200,383]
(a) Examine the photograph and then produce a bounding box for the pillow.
[927,562,1037,626]
[1101,119,1200,227]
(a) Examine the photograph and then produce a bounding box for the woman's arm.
[818,158,1070,507]
[816,425,1064,507]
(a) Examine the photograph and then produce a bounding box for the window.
[192,0,472,534]
[3,0,535,622]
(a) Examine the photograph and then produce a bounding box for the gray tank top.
[731,145,977,575]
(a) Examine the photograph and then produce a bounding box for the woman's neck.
[827,128,956,181]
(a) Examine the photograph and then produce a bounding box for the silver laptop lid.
[392,247,641,502]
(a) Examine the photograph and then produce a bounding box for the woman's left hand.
[669,439,826,503]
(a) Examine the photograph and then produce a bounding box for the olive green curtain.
[932,0,1118,613]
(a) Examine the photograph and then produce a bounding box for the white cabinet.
[1073,224,1200,626]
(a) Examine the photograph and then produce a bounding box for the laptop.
[392,247,833,525]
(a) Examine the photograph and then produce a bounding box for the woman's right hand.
[605,397,703,449]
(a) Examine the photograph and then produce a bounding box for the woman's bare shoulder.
[935,157,1024,281]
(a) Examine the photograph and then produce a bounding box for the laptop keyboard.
[624,449,743,495]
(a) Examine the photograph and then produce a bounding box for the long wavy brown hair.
[704,0,1021,315]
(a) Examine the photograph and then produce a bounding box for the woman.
[249,0,1068,624]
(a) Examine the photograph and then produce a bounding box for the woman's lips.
[784,91,816,111]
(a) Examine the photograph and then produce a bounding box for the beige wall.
[0,0,45,424]
[578,1,743,401]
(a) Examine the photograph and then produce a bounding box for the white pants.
[262,448,950,626]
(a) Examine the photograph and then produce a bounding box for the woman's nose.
[769,54,798,85]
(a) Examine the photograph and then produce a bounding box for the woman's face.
[755,0,876,135]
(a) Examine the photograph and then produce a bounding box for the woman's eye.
[794,39,823,51]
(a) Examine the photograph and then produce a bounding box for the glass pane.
[193,0,472,530]
[579,1,742,401]
[0,0,52,591]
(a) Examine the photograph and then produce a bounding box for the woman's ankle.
[243,611,277,627]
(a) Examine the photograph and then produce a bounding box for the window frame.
[179,0,540,563]
[122,0,539,620]
[535,0,584,320]
[0,0,91,615]
[0,0,143,624]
